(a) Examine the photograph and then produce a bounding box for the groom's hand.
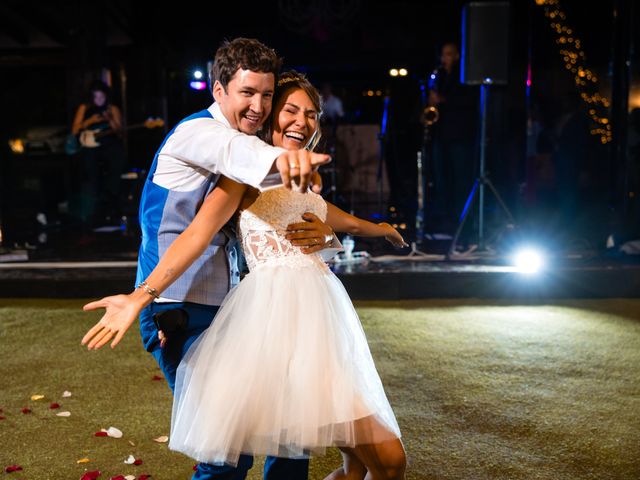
[286,212,335,254]
[276,150,330,193]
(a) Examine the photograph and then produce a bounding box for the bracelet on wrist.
[137,280,160,299]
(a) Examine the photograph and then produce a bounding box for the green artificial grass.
[1,298,639,479]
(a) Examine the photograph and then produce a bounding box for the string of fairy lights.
[535,0,612,144]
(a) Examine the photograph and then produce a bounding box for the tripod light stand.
[448,80,515,257]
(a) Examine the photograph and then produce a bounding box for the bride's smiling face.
[271,88,319,151]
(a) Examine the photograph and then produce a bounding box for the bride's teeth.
[285,132,305,140]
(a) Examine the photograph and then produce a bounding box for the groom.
[82,38,334,480]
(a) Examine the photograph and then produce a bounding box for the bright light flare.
[190,80,207,91]
[513,248,545,274]
[193,70,203,79]
[8,139,25,154]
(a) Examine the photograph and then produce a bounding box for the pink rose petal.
[133,459,143,466]
[5,465,23,473]
[138,475,151,480]
[94,431,108,437]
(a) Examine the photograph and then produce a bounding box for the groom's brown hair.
[211,38,282,91]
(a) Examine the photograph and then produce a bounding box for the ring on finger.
[289,163,299,170]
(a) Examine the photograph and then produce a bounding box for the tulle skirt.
[169,260,401,466]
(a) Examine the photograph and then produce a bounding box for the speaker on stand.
[449,1,515,257]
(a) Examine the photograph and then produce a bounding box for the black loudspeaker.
[461,2,510,85]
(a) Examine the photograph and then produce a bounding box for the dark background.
[1,0,638,252]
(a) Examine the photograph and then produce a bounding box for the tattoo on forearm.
[163,268,175,280]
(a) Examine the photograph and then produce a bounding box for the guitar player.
[71,80,126,228]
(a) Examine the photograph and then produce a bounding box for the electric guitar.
[79,117,164,148]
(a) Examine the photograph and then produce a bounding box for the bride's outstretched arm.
[325,202,408,248]
[81,177,247,350]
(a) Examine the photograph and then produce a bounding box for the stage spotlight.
[190,69,207,90]
[513,248,545,274]
[389,68,399,77]
[399,68,408,76]
[190,80,207,91]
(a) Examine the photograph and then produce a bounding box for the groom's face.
[213,68,275,135]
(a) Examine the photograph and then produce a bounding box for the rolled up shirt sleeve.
[162,117,286,188]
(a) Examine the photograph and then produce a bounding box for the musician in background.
[428,42,478,235]
[71,80,126,226]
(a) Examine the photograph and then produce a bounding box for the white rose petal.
[56,411,71,417]
[124,454,136,464]
[125,476,136,480]
[62,391,72,398]
[106,426,123,438]
[153,435,169,443]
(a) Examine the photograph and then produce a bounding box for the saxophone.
[422,67,441,126]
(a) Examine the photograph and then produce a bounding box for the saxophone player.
[428,42,478,237]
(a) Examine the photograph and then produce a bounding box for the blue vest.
[135,109,240,306]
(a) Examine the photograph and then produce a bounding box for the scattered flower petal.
[124,455,136,465]
[193,464,198,471]
[153,435,168,443]
[106,427,123,438]
[151,375,163,381]
[138,475,151,480]
[5,465,23,473]
[30,394,45,401]
[21,407,31,414]
[77,458,91,464]
[110,476,125,480]
[62,391,72,398]
[128,441,136,447]
[50,402,60,409]
[57,411,71,417]
[124,476,136,480]
[133,459,143,466]
[80,471,101,480]
[0,416,6,420]
[94,431,108,437]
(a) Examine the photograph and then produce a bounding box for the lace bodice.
[238,187,329,271]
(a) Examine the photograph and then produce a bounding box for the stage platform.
[1,241,639,300]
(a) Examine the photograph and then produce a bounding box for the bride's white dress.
[169,187,401,466]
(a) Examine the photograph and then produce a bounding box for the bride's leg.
[349,417,407,480]
[352,438,406,480]
[323,447,367,480]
